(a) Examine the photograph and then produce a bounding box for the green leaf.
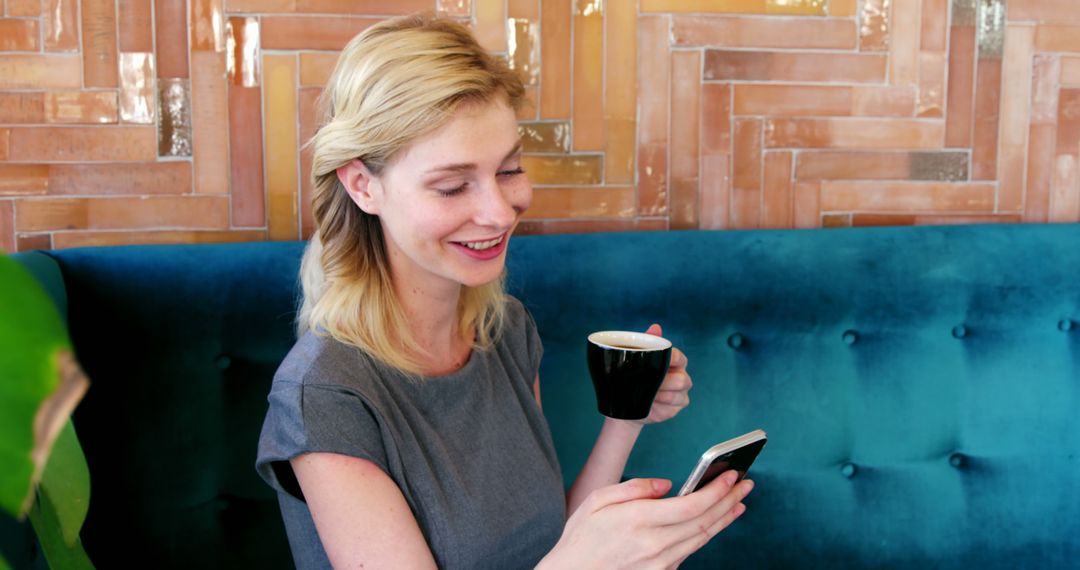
[0,255,88,519]
[38,420,90,546]
[28,483,94,570]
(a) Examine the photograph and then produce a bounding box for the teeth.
[461,236,504,250]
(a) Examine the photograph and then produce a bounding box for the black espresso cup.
[587,331,673,420]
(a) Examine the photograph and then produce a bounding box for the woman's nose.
[475,183,521,228]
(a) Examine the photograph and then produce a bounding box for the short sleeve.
[517,299,544,378]
[255,381,389,501]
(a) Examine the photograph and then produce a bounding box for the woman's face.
[349,98,532,295]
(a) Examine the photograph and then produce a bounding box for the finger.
[586,478,671,512]
[669,347,688,370]
[652,390,688,407]
[655,478,753,560]
[661,502,748,566]
[645,323,663,337]
[657,370,692,392]
[637,470,740,525]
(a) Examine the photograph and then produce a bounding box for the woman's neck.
[393,278,473,376]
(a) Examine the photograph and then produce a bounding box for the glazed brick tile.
[9,127,157,161]
[43,0,79,52]
[1034,25,1080,53]
[264,53,299,241]
[761,151,793,228]
[300,52,338,87]
[851,86,916,117]
[702,83,732,155]
[997,24,1035,212]
[437,0,471,17]
[521,155,603,185]
[1057,89,1080,154]
[945,23,975,147]
[299,87,320,239]
[704,51,887,83]
[0,55,82,89]
[16,233,51,252]
[82,0,120,87]
[860,0,890,51]
[916,52,946,118]
[227,17,261,87]
[637,142,667,216]
[921,0,948,51]
[1049,154,1080,222]
[670,177,699,230]
[821,213,852,227]
[0,128,7,160]
[820,181,996,212]
[793,181,821,228]
[796,151,967,181]
[572,0,603,151]
[523,186,635,220]
[52,229,266,249]
[0,165,49,195]
[49,162,192,194]
[971,59,1001,179]
[889,0,920,85]
[672,15,855,49]
[44,91,119,124]
[296,0,431,13]
[16,195,229,231]
[155,0,189,78]
[191,50,230,194]
[830,0,856,16]
[604,117,635,185]
[1010,0,1080,25]
[733,85,851,117]
[519,122,571,154]
[509,0,538,20]
[638,16,669,145]
[0,18,39,51]
[0,93,45,123]
[764,118,944,150]
[670,50,700,180]
[733,118,762,191]
[730,187,761,229]
[515,218,667,236]
[539,0,571,119]
[7,0,42,17]
[119,0,153,52]
[1062,58,1080,87]
[261,16,380,50]
[699,153,730,230]
[604,0,635,120]
[119,53,157,124]
[190,0,224,52]
[1024,123,1055,223]
[475,0,506,52]
[641,0,824,15]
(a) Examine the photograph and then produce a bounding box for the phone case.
[677,429,767,496]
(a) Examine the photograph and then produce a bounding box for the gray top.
[256,297,566,569]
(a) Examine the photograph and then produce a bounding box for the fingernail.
[724,471,739,485]
[652,479,668,493]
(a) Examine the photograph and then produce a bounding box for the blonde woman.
[256,13,754,569]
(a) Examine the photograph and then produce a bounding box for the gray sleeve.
[521,303,544,377]
[256,381,390,501]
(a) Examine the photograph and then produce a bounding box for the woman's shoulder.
[274,329,382,390]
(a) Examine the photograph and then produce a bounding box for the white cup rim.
[588,330,672,352]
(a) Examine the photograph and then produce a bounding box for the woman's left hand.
[639,323,691,425]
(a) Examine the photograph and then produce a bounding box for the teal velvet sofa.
[3,223,1079,568]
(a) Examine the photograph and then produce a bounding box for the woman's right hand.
[538,470,754,570]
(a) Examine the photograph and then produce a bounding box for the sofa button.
[842,330,859,345]
[1059,319,1074,332]
[727,333,745,350]
[215,354,232,370]
[841,462,857,478]
[949,453,966,468]
[952,325,968,339]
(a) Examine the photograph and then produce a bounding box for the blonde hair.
[298,14,527,377]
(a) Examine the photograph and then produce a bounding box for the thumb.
[590,479,671,511]
[645,323,663,337]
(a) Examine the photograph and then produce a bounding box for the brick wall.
[1,0,1078,252]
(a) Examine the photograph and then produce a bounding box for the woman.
[256,13,754,569]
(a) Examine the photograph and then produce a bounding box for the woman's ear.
[336,159,381,215]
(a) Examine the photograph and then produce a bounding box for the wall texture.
[1,0,1079,252]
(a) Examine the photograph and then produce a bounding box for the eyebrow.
[424,140,523,174]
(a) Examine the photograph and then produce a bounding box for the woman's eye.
[497,167,526,177]
[436,184,467,197]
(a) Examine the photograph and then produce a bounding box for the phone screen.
[688,438,766,494]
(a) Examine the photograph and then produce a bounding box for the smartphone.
[677,429,767,496]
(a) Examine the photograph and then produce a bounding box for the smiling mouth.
[456,234,505,251]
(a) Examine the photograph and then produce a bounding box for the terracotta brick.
[916,51,946,118]
[670,177,699,230]
[1024,123,1055,223]
[1010,0,1080,25]
[300,53,338,87]
[191,0,224,52]
[16,233,52,252]
[704,51,886,83]
[118,0,153,52]
[224,85,265,228]
[0,200,13,253]
[0,93,45,123]
[850,214,916,226]
[672,15,856,49]
[227,17,261,87]
[1034,25,1080,53]
[43,0,79,52]
[226,0,295,12]
[523,186,635,219]
[765,119,944,149]
[761,151,793,228]
[265,54,299,241]
[820,181,996,212]
[701,83,731,154]
[1063,57,1080,87]
[734,85,852,117]
[52,229,266,249]
[638,16,669,145]
[0,55,82,89]
[16,196,229,231]
[158,78,193,156]
[605,0,636,118]
[945,24,975,147]
[517,86,538,121]
[475,0,506,52]
[912,215,1019,225]
[730,187,760,229]
[49,162,192,194]
[1031,55,1060,125]
[44,91,119,124]
[1049,154,1080,222]
[518,122,571,153]
[82,0,120,87]
[521,155,602,185]
[191,51,230,194]
[155,0,189,78]
[515,218,667,236]
[1058,89,1080,154]
[299,87,320,239]
[637,143,667,215]
[539,0,570,119]
[641,0,824,14]
[921,0,948,51]
[437,0,471,17]
[261,16,379,50]
[830,0,856,16]
[0,165,49,195]
[851,86,916,116]
[9,127,157,161]
[821,213,851,227]
[0,128,7,160]
[889,0,919,85]
[604,117,635,185]
[699,153,730,229]
[7,0,41,17]
[998,24,1034,212]
[670,50,700,180]
[0,18,39,51]
[793,181,821,229]
[119,53,157,123]
[509,0,539,20]
[572,0,603,151]
[797,151,910,180]
[295,0,430,13]
[733,119,762,191]
[860,0,890,51]
[971,59,1001,179]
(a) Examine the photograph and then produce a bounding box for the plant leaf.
[28,481,94,570]
[38,419,90,546]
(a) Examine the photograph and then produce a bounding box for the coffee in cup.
[587,331,673,420]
